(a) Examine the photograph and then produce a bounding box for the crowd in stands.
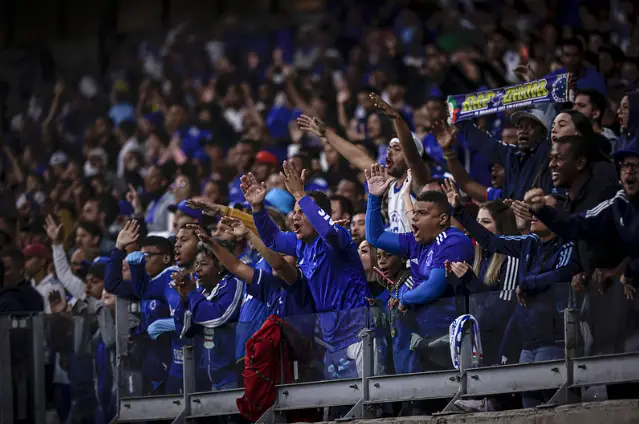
[0,0,638,422]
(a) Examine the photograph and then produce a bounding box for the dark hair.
[151,128,171,146]
[329,194,354,218]
[291,152,312,171]
[562,37,584,53]
[0,247,24,268]
[77,220,102,240]
[97,194,119,226]
[416,190,449,215]
[142,236,174,255]
[176,168,201,197]
[118,119,137,139]
[307,190,332,216]
[338,177,365,196]
[558,110,596,139]
[575,89,607,124]
[481,201,519,235]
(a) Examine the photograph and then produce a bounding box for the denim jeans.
[519,346,564,408]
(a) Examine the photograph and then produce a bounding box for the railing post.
[440,320,472,413]
[171,345,194,424]
[340,327,374,420]
[546,307,580,406]
[114,297,131,414]
[31,314,46,424]
[0,315,13,424]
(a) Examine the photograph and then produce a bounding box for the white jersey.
[387,179,416,234]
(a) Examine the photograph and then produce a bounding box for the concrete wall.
[304,400,639,424]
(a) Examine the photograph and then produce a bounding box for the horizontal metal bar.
[367,370,460,402]
[118,395,184,421]
[189,389,244,417]
[573,353,639,386]
[275,378,362,410]
[466,360,565,396]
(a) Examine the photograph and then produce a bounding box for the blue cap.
[168,199,203,220]
[265,188,295,215]
[613,141,638,162]
[119,200,135,217]
[93,256,110,265]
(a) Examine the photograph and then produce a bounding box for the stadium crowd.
[0,0,638,422]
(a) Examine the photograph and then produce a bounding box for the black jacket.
[0,280,45,313]
[558,162,623,275]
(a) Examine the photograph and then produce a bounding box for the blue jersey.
[176,125,212,158]
[128,262,187,379]
[254,195,370,352]
[173,275,243,390]
[399,228,474,335]
[235,259,269,361]
[104,249,172,333]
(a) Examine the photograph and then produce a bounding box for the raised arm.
[455,120,514,166]
[370,93,432,190]
[433,120,488,203]
[104,248,138,298]
[526,188,620,241]
[127,253,167,300]
[242,172,298,256]
[364,164,411,257]
[44,215,87,300]
[442,180,527,257]
[297,115,375,171]
[281,160,354,250]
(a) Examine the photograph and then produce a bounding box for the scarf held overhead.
[447,73,572,124]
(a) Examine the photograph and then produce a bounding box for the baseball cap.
[612,141,638,162]
[510,109,551,134]
[255,150,278,166]
[167,199,203,220]
[118,200,135,217]
[22,244,52,261]
[389,132,425,157]
[49,151,69,167]
[87,262,106,280]
[265,188,295,215]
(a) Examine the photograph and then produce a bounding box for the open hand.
[364,163,393,196]
[432,120,456,150]
[369,93,399,119]
[44,215,64,245]
[449,261,470,279]
[240,173,267,210]
[281,160,306,200]
[186,198,223,216]
[126,184,142,212]
[401,169,413,198]
[116,220,140,250]
[186,224,214,245]
[523,188,546,212]
[621,274,636,300]
[296,115,327,138]
[49,291,68,314]
[441,179,461,209]
[571,272,586,293]
[171,269,196,300]
[220,217,249,238]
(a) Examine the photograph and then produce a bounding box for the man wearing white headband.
[296,94,433,234]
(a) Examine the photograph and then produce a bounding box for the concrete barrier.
[302,400,639,424]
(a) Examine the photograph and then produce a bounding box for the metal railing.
[2,281,639,424]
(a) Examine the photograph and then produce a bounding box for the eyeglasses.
[620,161,639,173]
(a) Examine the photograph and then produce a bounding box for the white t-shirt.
[387,179,416,234]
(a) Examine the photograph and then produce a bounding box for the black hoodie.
[0,280,44,313]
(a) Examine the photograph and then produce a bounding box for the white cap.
[389,132,425,157]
